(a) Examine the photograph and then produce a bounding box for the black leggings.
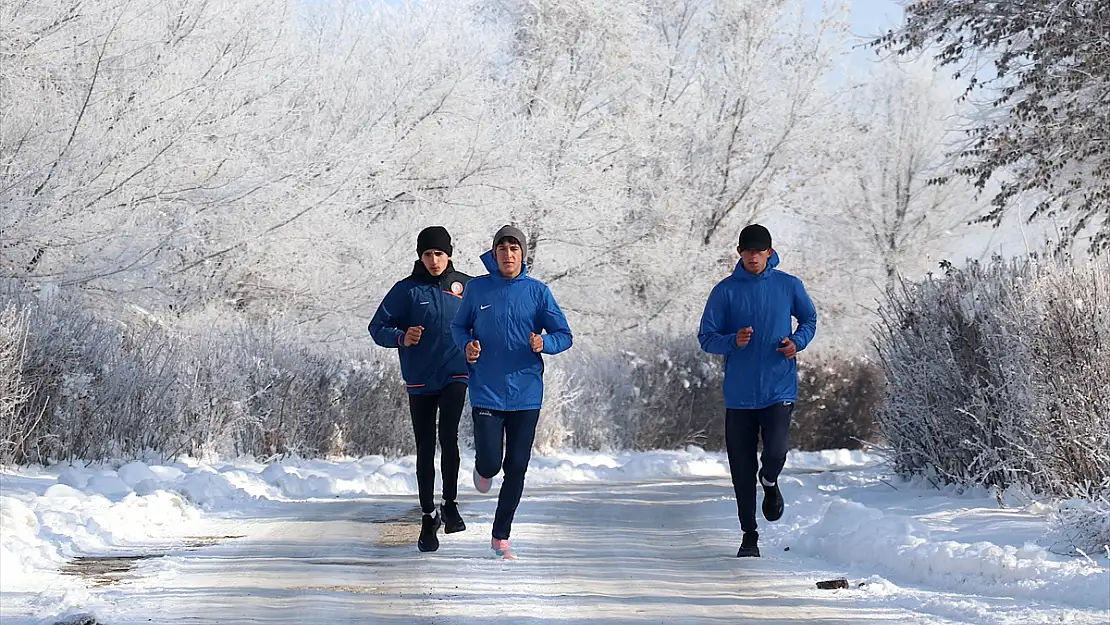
[408,382,467,514]
[725,402,794,533]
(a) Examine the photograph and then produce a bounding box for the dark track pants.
[472,407,541,540]
[725,402,794,533]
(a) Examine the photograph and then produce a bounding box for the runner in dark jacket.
[369,226,472,553]
[451,225,573,559]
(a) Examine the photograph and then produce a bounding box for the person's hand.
[530,332,544,353]
[466,340,481,363]
[404,326,424,347]
[735,327,753,348]
[776,337,797,359]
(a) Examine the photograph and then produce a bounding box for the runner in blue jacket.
[698,224,817,558]
[451,225,573,559]
[369,226,471,553]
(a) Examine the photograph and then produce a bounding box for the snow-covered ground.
[2,448,1107,624]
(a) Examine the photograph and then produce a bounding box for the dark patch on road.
[365,505,424,524]
[60,534,244,586]
[52,614,107,625]
[182,534,245,549]
[60,554,163,586]
[362,505,424,548]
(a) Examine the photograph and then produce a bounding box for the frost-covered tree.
[0,0,305,301]
[829,60,983,288]
[1,0,892,347]
[874,0,1110,252]
[0,0,509,331]
[223,1,511,330]
[486,0,852,335]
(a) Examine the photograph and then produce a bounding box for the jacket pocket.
[765,357,796,400]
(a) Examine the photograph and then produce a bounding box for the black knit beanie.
[417,226,453,256]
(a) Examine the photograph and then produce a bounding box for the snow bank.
[776,475,1110,611]
[523,447,875,484]
[1,466,208,624]
[0,483,203,594]
[28,447,866,510]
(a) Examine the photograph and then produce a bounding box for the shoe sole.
[444,522,466,534]
[418,516,442,552]
[473,473,492,494]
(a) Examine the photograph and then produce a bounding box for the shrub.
[0,285,411,464]
[873,255,1110,497]
[792,357,883,452]
[1,284,884,463]
[0,304,33,464]
[546,335,881,452]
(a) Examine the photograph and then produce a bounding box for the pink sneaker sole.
[491,539,516,559]
[473,468,492,494]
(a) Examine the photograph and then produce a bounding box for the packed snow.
[2,448,1107,624]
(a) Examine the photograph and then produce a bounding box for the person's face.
[421,249,449,276]
[495,240,523,278]
[738,247,773,275]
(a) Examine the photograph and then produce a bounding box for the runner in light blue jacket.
[451,225,573,558]
[699,224,817,558]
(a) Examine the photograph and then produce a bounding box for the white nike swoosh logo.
[480,305,491,310]
[419,302,430,305]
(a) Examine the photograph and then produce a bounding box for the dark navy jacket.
[451,251,573,411]
[369,261,472,394]
[698,251,818,409]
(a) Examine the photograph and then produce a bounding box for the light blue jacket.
[451,251,573,411]
[698,252,817,409]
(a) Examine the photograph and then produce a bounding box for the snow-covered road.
[79,480,936,624]
[4,450,1107,624]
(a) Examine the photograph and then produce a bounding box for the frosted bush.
[0,304,32,464]
[1049,489,1110,557]
[873,255,1110,498]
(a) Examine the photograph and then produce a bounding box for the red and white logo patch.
[451,281,464,295]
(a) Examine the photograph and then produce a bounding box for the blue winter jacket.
[698,252,817,410]
[369,262,472,394]
[451,251,573,411]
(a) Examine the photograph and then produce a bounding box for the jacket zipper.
[503,278,512,406]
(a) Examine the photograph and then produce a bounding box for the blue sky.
[838,0,907,70]
[846,0,904,38]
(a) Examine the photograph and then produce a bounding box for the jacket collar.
[410,260,456,285]
[731,251,780,281]
[480,250,528,281]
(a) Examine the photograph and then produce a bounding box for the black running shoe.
[736,531,760,558]
[761,475,784,522]
[441,501,466,534]
[417,511,441,552]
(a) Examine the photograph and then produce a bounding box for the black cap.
[417,226,453,256]
[738,224,772,251]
